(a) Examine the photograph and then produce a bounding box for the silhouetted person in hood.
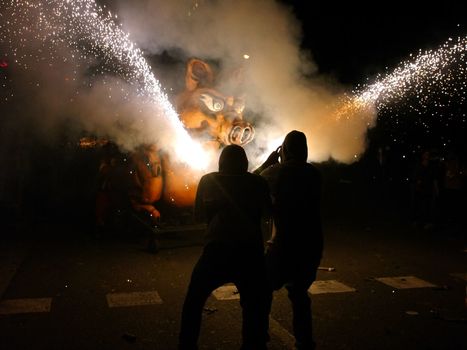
[256,130,323,350]
[179,145,271,350]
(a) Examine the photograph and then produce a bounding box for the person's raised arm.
[253,146,281,175]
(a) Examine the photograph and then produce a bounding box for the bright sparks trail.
[337,35,467,120]
[357,36,466,108]
[0,0,209,169]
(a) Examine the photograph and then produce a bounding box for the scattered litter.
[432,285,450,291]
[318,267,336,272]
[405,310,419,316]
[203,307,218,315]
[122,333,137,343]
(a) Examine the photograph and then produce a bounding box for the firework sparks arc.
[353,35,467,110]
[1,0,209,169]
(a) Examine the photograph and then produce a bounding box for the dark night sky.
[283,1,467,85]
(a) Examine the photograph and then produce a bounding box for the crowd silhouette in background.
[409,149,466,232]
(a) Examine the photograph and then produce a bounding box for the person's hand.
[262,147,281,168]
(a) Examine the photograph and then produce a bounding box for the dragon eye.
[200,93,224,112]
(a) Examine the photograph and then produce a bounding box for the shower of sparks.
[336,35,467,120]
[358,36,466,109]
[260,35,467,164]
[0,0,209,169]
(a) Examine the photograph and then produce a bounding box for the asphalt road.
[0,192,466,350]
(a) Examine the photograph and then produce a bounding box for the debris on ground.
[318,266,336,272]
[203,307,218,315]
[122,333,137,343]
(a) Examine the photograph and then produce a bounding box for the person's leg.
[285,268,317,350]
[236,262,272,350]
[179,255,223,350]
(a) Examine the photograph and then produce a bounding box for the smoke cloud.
[114,0,378,165]
[1,0,378,169]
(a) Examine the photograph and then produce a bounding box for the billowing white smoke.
[1,0,377,168]
[114,0,377,165]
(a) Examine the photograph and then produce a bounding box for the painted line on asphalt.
[269,316,295,349]
[106,291,163,308]
[0,240,31,299]
[375,276,437,289]
[309,280,357,294]
[449,272,467,282]
[212,284,240,300]
[0,298,52,315]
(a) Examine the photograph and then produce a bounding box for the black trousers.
[265,244,319,349]
[179,244,271,350]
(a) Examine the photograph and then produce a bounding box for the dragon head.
[175,58,254,148]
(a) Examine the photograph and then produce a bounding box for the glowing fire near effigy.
[1,0,209,170]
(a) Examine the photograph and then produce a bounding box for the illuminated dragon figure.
[95,58,254,227]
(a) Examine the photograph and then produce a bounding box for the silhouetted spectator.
[439,152,465,231]
[179,145,271,350]
[95,142,127,233]
[255,130,323,350]
[410,150,438,229]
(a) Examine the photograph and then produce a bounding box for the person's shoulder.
[199,172,220,182]
[246,171,266,181]
[305,162,322,177]
[200,171,217,178]
[246,172,269,186]
[306,162,320,171]
[260,163,282,177]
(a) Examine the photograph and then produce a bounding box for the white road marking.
[212,284,240,300]
[449,272,467,282]
[0,241,31,299]
[106,291,163,308]
[375,276,437,289]
[269,316,295,349]
[0,298,52,315]
[309,280,357,294]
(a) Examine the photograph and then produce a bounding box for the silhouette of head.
[218,144,248,174]
[281,130,308,162]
